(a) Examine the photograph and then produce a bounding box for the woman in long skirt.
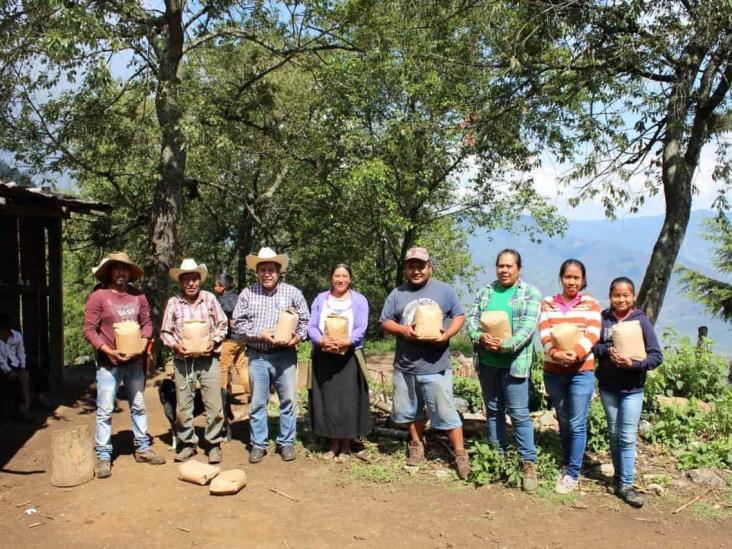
[308,263,371,461]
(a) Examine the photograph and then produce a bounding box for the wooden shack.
[0,180,111,386]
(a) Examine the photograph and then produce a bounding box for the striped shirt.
[232,282,310,352]
[538,293,602,373]
[160,290,228,358]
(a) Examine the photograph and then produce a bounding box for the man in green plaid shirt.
[466,249,542,491]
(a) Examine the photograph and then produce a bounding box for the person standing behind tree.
[466,249,541,491]
[213,273,250,403]
[380,247,471,480]
[594,277,663,508]
[232,247,310,464]
[308,263,371,462]
[83,252,165,479]
[161,259,228,464]
[539,259,601,494]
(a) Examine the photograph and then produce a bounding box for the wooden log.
[50,425,96,487]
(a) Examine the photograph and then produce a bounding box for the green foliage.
[645,330,730,403]
[449,334,474,357]
[452,375,483,414]
[677,215,732,322]
[585,398,610,454]
[528,350,547,412]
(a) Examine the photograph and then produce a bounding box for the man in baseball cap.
[379,247,470,479]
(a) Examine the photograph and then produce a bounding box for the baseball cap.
[404,247,430,262]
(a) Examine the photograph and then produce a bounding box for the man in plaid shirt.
[466,249,542,492]
[232,247,309,464]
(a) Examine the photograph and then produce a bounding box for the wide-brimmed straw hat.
[94,252,144,282]
[169,258,208,283]
[245,247,289,272]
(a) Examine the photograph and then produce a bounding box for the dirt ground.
[0,364,730,549]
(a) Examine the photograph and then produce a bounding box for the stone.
[454,397,470,415]
[434,469,451,480]
[599,463,615,477]
[532,410,558,431]
[670,478,691,490]
[647,483,665,496]
[637,419,652,439]
[687,468,726,488]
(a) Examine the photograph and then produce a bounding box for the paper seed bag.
[414,304,443,340]
[113,320,145,356]
[209,469,247,495]
[480,311,512,339]
[182,320,210,355]
[274,309,299,344]
[324,313,349,355]
[611,320,647,360]
[551,324,581,351]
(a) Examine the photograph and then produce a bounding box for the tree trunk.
[50,425,96,487]
[394,228,415,287]
[145,1,186,328]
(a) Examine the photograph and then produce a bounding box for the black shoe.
[249,447,266,464]
[279,445,296,462]
[619,486,645,508]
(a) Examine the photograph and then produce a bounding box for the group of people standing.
[82,244,663,508]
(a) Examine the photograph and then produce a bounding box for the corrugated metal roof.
[0,179,112,216]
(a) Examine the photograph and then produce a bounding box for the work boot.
[619,485,645,508]
[522,461,538,492]
[279,445,296,462]
[174,445,197,462]
[208,445,222,464]
[249,446,266,464]
[96,459,111,479]
[406,440,425,466]
[454,448,471,480]
[135,449,166,465]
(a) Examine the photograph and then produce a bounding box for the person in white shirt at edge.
[0,312,30,419]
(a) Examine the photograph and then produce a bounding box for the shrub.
[453,374,483,413]
[586,397,610,454]
[529,350,547,411]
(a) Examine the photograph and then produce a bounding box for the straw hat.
[94,252,144,282]
[245,247,289,272]
[169,258,208,283]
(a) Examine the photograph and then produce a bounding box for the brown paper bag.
[414,304,443,340]
[324,313,349,354]
[177,460,220,485]
[611,320,647,360]
[551,324,581,351]
[274,309,299,344]
[209,469,247,495]
[182,320,210,355]
[480,311,512,339]
[113,320,145,356]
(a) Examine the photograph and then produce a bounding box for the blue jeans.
[248,349,298,449]
[95,362,150,460]
[600,389,644,488]
[477,365,536,462]
[391,368,462,430]
[544,370,595,479]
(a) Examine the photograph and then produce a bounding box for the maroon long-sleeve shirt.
[83,287,153,367]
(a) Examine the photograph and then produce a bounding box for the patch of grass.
[689,501,732,521]
[533,481,580,505]
[364,338,396,353]
[344,460,409,484]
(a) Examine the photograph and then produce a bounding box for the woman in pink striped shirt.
[538,259,601,494]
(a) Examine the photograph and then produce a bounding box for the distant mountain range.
[463,210,731,356]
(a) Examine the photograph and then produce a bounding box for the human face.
[609,282,635,316]
[405,259,431,287]
[256,262,280,292]
[560,264,584,299]
[179,272,201,299]
[496,253,520,288]
[213,282,226,296]
[108,262,130,289]
[330,267,352,296]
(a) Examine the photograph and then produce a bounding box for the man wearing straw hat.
[161,258,228,463]
[232,247,310,463]
[83,252,165,479]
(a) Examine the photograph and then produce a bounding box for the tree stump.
[50,425,96,487]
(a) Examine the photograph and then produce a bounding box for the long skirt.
[309,348,371,439]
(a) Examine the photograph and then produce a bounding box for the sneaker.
[174,445,197,462]
[406,441,425,466]
[96,459,111,479]
[555,474,579,494]
[135,449,166,465]
[249,446,266,464]
[522,461,538,492]
[619,485,645,508]
[279,445,296,462]
[208,445,222,464]
[454,449,471,480]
